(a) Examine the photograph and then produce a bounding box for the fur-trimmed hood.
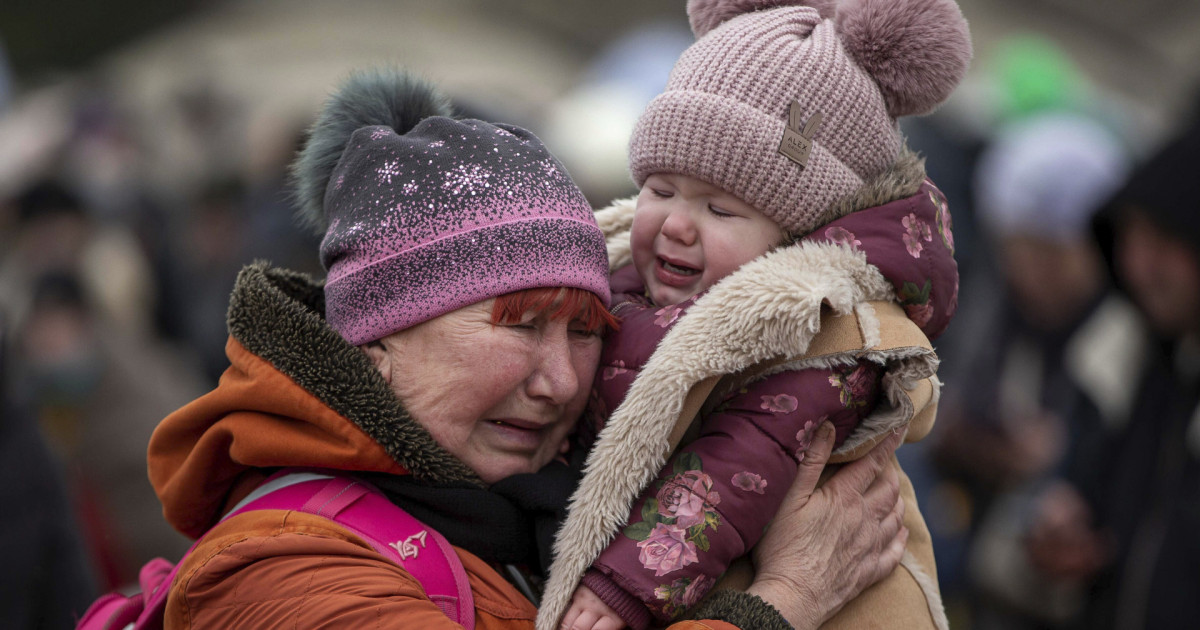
[147,263,481,539]
[538,150,956,630]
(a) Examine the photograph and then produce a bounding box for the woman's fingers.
[861,453,901,521]
[878,523,910,581]
[877,493,905,539]
[855,493,908,589]
[828,428,902,498]
[795,422,835,489]
[746,424,914,629]
[827,432,907,595]
[771,421,835,518]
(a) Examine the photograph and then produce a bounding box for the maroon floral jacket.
[581,181,958,628]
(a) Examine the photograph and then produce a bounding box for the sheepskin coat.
[145,263,794,630]
[539,152,956,630]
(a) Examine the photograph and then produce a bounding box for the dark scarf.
[359,453,582,577]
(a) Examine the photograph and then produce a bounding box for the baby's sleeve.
[586,360,881,626]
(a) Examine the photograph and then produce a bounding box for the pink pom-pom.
[837,0,972,117]
[687,0,837,38]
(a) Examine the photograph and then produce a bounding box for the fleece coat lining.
[537,148,947,630]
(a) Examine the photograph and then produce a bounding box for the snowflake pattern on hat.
[320,119,610,345]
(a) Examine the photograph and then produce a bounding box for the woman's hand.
[746,423,907,630]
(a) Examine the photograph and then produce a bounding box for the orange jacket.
[146,264,778,629]
[168,508,746,629]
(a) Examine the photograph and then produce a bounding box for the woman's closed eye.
[568,324,602,339]
[649,188,674,199]
[501,318,539,332]
[500,318,598,339]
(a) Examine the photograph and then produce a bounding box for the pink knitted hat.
[629,0,972,235]
[294,70,610,346]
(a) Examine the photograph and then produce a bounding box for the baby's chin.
[648,282,706,307]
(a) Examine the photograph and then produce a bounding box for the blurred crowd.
[2,2,1200,629]
[0,74,323,627]
[901,37,1200,630]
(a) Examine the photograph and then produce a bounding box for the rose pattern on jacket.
[794,418,821,461]
[656,469,721,528]
[828,364,872,408]
[825,226,862,250]
[902,212,933,258]
[904,302,934,328]
[760,393,799,414]
[731,471,768,494]
[654,574,717,618]
[622,452,725,611]
[636,522,699,577]
[897,279,934,328]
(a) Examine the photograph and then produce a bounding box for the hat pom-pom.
[687,0,837,38]
[837,0,972,118]
[291,68,452,233]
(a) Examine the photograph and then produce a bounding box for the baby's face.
[631,173,783,305]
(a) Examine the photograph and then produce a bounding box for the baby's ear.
[837,0,973,118]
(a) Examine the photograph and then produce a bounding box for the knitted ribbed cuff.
[687,589,792,630]
[581,569,654,630]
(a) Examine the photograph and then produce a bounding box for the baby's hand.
[561,585,627,630]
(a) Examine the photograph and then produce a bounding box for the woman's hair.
[492,287,619,333]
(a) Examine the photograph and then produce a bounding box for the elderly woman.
[143,70,906,630]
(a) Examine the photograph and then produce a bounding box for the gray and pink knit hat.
[293,70,610,346]
[630,0,972,235]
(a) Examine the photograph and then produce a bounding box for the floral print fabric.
[593,361,881,622]
[806,180,958,340]
[902,212,934,258]
[584,180,956,624]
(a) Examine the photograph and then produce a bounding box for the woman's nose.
[526,333,581,404]
[660,207,697,245]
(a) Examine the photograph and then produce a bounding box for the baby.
[543,0,972,629]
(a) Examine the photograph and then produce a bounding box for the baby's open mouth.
[659,257,699,276]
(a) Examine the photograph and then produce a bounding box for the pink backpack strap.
[78,472,476,630]
[230,471,476,629]
[75,540,201,629]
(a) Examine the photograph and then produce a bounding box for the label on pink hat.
[779,103,822,169]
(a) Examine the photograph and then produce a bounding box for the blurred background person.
[937,109,1135,630]
[8,268,201,591]
[0,307,98,629]
[889,33,1142,627]
[1016,103,1200,630]
[0,179,206,592]
[0,181,185,592]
